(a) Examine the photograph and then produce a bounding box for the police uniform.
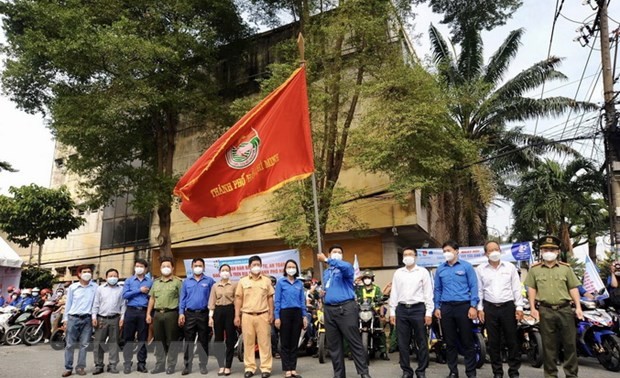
[149,275,183,373]
[523,236,580,378]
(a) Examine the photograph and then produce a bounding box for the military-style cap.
[538,235,561,249]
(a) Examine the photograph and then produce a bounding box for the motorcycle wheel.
[3,326,23,346]
[474,332,486,368]
[361,331,370,364]
[597,334,620,372]
[22,324,44,346]
[237,336,244,363]
[318,333,326,364]
[50,329,66,350]
[527,331,543,368]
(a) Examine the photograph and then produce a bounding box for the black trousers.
[183,311,209,368]
[396,303,429,377]
[324,299,368,378]
[213,304,237,369]
[280,308,303,371]
[123,307,148,368]
[484,301,520,377]
[441,302,476,377]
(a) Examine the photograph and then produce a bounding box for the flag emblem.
[226,128,261,169]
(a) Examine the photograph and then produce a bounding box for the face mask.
[220,271,230,280]
[193,267,204,276]
[403,256,415,266]
[32,292,39,297]
[443,252,455,262]
[161,267,172,276]
[615,271,620,277]
[363,278,372,286]
[542,252,558,262]
[107,277,119,286]
[488,251,501,262]
[11,295,17,299]
[81,273,92,281]
[286,268,297,276]
[250,266,261,275]
[134,267,145,275]
[330,253,343,261]
[21,294,26,298]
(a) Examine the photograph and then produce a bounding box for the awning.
[0,237,24,268]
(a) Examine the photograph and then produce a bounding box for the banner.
[582,254,609,299]
[174,66,314,221]
[0,266,21,298]
[183,249,300,281]
[416,242,533,268]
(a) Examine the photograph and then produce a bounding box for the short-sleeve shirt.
[524,262,580,305]
[208,280,237,310]
[235,274,274,313]
[150,276,183,310]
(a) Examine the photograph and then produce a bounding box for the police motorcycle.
[575,296,620,371]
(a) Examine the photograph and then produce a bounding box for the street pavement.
[1,343,618,377]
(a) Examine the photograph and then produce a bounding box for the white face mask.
[443,252,455,262]
[250,266,261,275]
[286,268,297,276]
[220,271,230,280]
[363,278,372,286]
[193,267,204,276]
[134,267,145,276]
[488,251,501,262]
[330,252,343,261]
[32,292,39,297]
[542,252,558,262]
[81,273,92,281]
[403,256,415,266]
[161,267,172,276]
[107,277,119,286]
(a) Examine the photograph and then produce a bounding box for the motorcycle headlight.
[359,311,373,322]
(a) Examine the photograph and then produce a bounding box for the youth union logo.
[225,129,261,169]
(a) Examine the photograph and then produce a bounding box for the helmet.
[269,276,277,286]
[32,287,40,293]
[40,288,53,297]
[13,288,21,296]
[22,288,32,295]
[7,285,15,293]
[361,270,375,279]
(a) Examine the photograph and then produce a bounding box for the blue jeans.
[65,315,93,371]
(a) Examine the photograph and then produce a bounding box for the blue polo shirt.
[179,274,215,315]
[322,259,356,305]
[274,277,308,319]
[434,259,479,309]
[122,275,153,308]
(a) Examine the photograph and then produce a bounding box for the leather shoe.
[493,375,503,378]
[182,368,192,376]
[62,371,72,377]
[123,366,131,374]
[108,366,119,374]
[151,367,166,374]
[262,373,271,378]
[416,374,425,378]
[447,374,458,378]
[166,368,175,375]
[244,372,255,378]
[137,365,148,373]
[76,368,86,376]
[401,375,413,378]
[93,367,104,375]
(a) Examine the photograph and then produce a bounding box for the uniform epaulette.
[558,261,571,266]
[530,262,542,267]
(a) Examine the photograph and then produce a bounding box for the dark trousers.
[93,315,120,369]
[183,311,209,369]
[539,306,578,378]
[484,301,520,377]
[280,308,303,371]
[153,311,181,369]
[441,302,476,377]
[213,304,237,369]
[324,300,369,378]
[396,303,428,377]
[123,307,148,368]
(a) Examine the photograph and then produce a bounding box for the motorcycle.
[358,300,384,363]
[316,306,327,363]
[0,305,19,342]
[2,305,36,345]
[575,299,620,371]
[517,306,543,368]
[22,299,58,345]
[432,317,487,368]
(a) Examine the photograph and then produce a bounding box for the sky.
[0,1,617,243]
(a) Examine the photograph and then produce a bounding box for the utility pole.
[598,0,620,258]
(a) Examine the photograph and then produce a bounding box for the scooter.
[576,299,620,371]
[2,305,35,345]
[432,316,487,368]
[22,299,58,345]
[358,299,385,364]
[0,305,18,342]
[517,305,543,368]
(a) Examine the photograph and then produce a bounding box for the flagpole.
[297,32,324,279]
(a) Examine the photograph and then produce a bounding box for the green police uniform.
[355,283,387,355]
[150,276,183,372]
[524,236,580,378]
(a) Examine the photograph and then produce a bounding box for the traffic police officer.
[524,235,583,378]
[355,270,388,360]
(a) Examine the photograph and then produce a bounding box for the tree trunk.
[155,109,177,258]
[37,243,43,266]
[158,204,173,257]
[560,221,572,258]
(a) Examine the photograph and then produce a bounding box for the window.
[100,194,150,249]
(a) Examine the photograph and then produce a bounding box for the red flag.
[174,66,314,222]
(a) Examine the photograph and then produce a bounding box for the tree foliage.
[20,265,56,290]
[0,0,246,256]
[0,161,16,172]
[414,0,523,43]
[0,184,85,265]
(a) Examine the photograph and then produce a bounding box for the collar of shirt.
[541,262,560,269]
[482,261,506,270]
[442,260,462,268]
[249,274,264,281]
[157,276,176,282]
[398,265,423,273]
[216,280,232,287]
[131,275,149,282]
[190,274,207,282]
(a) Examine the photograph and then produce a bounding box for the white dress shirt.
[476,261,524,311]
[91,283,126,320]
[389,265,434,317]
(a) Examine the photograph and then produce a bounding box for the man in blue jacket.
[434,241,479,378]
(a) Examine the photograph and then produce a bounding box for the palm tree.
[0,161,16,172]
[428,25,597,245]
[509,158,607,258]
